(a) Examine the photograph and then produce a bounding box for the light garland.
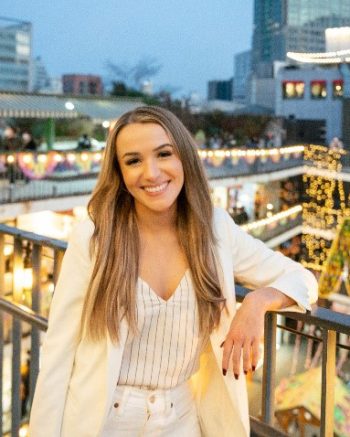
[197,145,304,159]
[0,145,305,180]
[287,49,350,64]
[241,205,302,232]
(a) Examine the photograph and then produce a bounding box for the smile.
[143,182,169,193]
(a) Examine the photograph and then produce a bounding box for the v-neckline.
[139,269,189,303]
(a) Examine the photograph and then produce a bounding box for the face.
[116,122,184,216]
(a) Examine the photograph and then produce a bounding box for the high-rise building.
[32,56,51,92]
[207,78,233,101]
[233,50,252,102]
[0,16,32,92]
[252,0,350,78]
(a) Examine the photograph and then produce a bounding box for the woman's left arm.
[220,210,318,377]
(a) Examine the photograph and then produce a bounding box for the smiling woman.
[116,123,184,217]
[29,106,318,437]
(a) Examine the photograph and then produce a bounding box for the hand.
[221,287,295,378]
[221,290,265,379]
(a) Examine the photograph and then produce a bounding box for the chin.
[138,200,177,215]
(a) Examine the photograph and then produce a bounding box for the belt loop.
[116,386,131,415]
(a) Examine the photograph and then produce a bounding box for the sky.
[2,0,253,97]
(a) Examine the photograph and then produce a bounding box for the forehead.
[115,122,170,154]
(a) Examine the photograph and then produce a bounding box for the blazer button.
[149,395,155,403]
[114,402,119,408]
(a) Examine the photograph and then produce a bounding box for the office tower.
[0,16,32,91]
[207,78,233,101]
[252,0,350,78]
[233,50,252,102]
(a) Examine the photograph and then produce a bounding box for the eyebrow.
[121,143,173,159]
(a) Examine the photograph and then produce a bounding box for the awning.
[0,92,144,121]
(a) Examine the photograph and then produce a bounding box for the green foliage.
[110,81,144,97]
[55,118,94,138]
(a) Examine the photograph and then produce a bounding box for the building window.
[310,80,327,99]
[282,81,305,99]
[333,80,343,98]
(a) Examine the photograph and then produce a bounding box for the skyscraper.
[207,78,233,101]
[252,0,350,78]
[0,17,32,91]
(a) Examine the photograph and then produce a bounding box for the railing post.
[0,234,4,434]
[53,249,64,286]
[11,317,22,437]
[30,244,42,408]
[13,237,23,303]
[262,312,277,425]
[320,329,336,437]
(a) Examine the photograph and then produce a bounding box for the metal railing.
[235,286,350,437]
[0,225,65,436]
[0,226,350,436]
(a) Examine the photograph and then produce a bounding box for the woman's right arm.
[29,220,94,437]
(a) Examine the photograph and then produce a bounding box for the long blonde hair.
[82,106,225,342]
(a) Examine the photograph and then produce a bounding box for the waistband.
[116,379,192,401]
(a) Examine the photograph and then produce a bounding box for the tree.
[106,56,162,91]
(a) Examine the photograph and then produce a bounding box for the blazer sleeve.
[29,221,93,437]
[220,209,318,312]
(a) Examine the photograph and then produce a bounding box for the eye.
[125,157,141,166]
[158,150,173,158]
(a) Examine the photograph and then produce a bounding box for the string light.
[241,205,302,232]
[197,145,304,159]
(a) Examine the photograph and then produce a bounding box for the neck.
[135,204,177,233]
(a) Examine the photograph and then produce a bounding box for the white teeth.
[144,182,168,193]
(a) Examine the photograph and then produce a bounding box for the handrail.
[236,286,350,334]
[0,223,67,250]
[0,298,47,331]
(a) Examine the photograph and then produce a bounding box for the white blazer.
[29,208,318,437]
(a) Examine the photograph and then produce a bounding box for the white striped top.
[118,270,206,390]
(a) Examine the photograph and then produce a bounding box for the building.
[233,50,252,103]
[62,74,103,96]
[207,78,233,101]
[32,56,51,92]
[276,59,350,145]
[252,0,350,78]
[0,16,32,92]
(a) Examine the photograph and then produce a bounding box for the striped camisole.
[118,270,207,390]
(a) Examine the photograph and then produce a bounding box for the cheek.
[176,162,185,185]
[119,167,135,190]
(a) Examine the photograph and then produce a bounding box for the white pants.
[101,381,201,436]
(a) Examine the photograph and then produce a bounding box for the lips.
[143,181,169,193]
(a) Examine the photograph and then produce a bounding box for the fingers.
[221,338,260,378]
[221,338,234,376]
[231,340,243,378]
[251,339,260,371]
[242,342,251,374]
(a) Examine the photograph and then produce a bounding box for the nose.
[144,158,161,180]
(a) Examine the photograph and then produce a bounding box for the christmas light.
[302,145,350,271]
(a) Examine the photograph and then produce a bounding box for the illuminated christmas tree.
[302,145,350,272]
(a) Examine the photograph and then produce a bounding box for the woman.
[30,106,318,437]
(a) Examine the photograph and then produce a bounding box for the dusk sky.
[3,0,253,97]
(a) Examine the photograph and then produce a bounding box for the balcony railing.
[0,225,350,436]
[0,146,306,204]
